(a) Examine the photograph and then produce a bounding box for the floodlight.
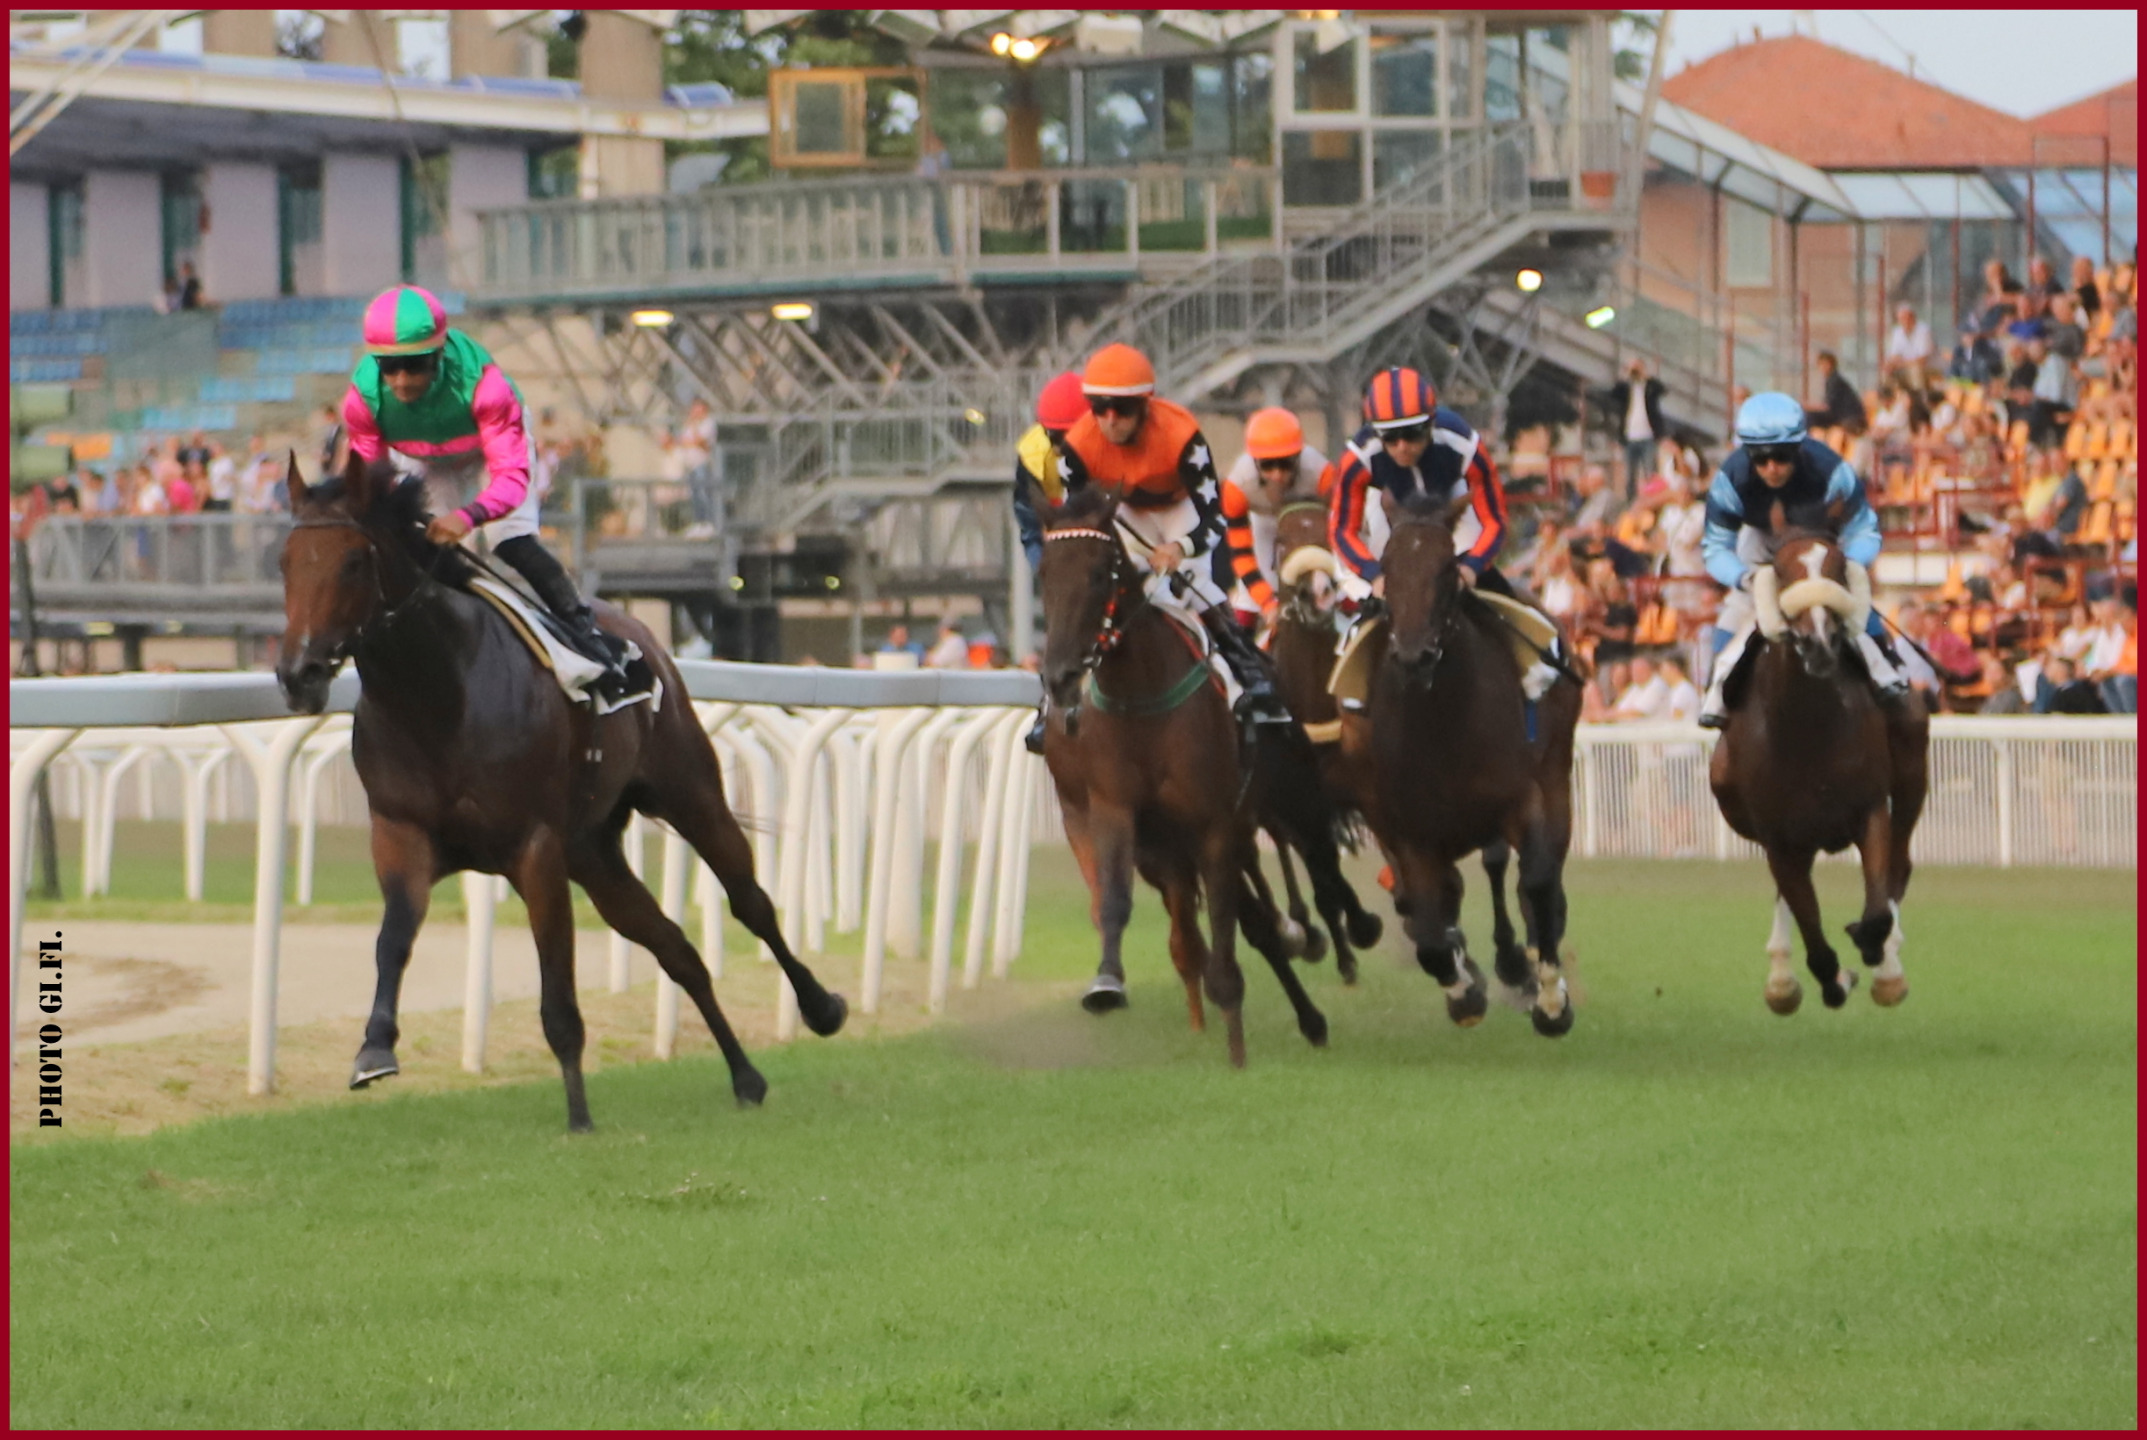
[1585,306,1616,329]
[771,302,815,322]
[1515,268,1543,293]
[631,309,674,327]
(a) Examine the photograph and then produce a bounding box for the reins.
[1044,521,1213,719]
[289,513,476,660]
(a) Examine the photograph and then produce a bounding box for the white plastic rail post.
[831,724,867,932]
[11,728,79,1063]
[655,818,692,1059]
[220,715,330,1096]
[963,710,1027,989]
[91,744,155,897]
[993,749,1042,974]
[460,870,497,1073]
[727,718,782,960]
[774,707,853,1041]
[861,707,933,1013]
[609,812,646,992]
[928,708,1006,1011]
[695,702,739,982]
[294,732,349,906]
[892,708,964,960]
[181,740,233,903]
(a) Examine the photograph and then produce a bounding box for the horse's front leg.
[1515,815,1576,1038]
[351,816,435,1088]
[1397,850,1487,1027]
[1481,839,1533,998]
[514,826,594,1132]
[1199,826,1249,1067]
[1765,845,1855,1009]
[1080,803,1137,1014]
[1847,803,1908,1008]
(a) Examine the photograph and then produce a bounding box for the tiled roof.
[1662,35,2033,170]
[2032,80,2137,164]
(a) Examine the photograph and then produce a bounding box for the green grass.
[10,854,2137,1428]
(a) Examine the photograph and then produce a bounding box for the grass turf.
[10,851,2137,1428]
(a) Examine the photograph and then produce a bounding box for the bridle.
[287,513,450,662]
[1043,524,1141,680]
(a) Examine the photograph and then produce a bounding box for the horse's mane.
[1049,482,1118,531]
[1393,490,1449,524]
[309,460,483,589]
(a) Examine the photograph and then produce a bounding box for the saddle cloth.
[1326,591,1565,710]
[467,575,662,716]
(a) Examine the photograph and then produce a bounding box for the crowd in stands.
[11,431,292,535]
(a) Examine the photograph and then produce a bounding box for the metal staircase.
[1083,122,1631,402]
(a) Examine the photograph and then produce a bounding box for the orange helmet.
[1081,343,1156,397]
[1244,407,1305,461]
[1362,367,1436,430]
[1035,371,1087,431]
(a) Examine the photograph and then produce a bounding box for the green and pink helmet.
[361,284,449,357]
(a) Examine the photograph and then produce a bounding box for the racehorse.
[274,453,847,1131]
[1270,498,1536,996]
[1348,493,1584,1035]
[1708,524,1929,1013]
[1035,485,1332,1066]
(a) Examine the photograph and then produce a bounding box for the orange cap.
[1081,343,1156,397]
[1244,407,1305,461]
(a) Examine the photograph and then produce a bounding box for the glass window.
[1447,23,1474,123]
[1283,130,1362,207]
[1484,33,1520,123]
[1370,32,1437,117]
[1725,199,1773,288]
[1087,66,1163,162]
[929,70,1010,170]
[1292,30,1357,114]
[790,80,848,157]
[395,17,449,81]
[1233,52,1274,163]
[1374,131,1444,195]
[863,75,922,163]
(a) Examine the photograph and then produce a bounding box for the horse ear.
[342,442,372,507]
[285,451,307,506]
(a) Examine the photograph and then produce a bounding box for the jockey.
[1058,342,1292,739]
[1215,406,1330,629]
[1327,368,1560,699]
[1016,371,1091,753]
[343,284,632,693]
[1697,391,1910,728]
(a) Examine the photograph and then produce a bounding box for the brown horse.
[1348,494,1584,1034]
[1708,528,1929,1013]
[1036,485,1329,1065]
[274,454,846,1131]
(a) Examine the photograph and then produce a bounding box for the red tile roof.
[1662,35,2034,170]
[2032,80,2136,165]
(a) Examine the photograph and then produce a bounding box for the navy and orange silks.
[1326,407,1508,583]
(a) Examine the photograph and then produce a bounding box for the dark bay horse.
[274,454,846,1131]
[1036,486,1333,1066]
[1349,495,1584,1035]
[1709,528,1929,1013]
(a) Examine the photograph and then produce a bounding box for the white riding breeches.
[390,436,543,544]
[1116,497,1239,705]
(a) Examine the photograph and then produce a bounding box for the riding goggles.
[1377,422,1432,445]
[1087,396,1145,419]
[1747,443,1800,467]
[376,350,441,377]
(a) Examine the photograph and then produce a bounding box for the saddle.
[467,576,662,716]
[1324,591,1566,713]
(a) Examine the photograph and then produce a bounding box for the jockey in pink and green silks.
[344,284,629,681]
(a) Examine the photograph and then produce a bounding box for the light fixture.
[824,575,842,591]
[1008,36,1042,62]
[771,301,814,322]
[1515,268,1543,293]
[963,407,987,426]
[729,575,746,591]
[630,308,674,327]
[1585,305,1616,329]
[989,30,1012,55]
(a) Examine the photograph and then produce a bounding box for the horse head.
[1036,487,1136,727]
[1274,499,1338,628]
[275,449,444,714]
[1754,528,1871,683]
[1382,493,1465,681]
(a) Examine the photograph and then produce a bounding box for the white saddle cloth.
[468,575,660,716]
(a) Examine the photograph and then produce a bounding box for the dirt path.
[12,919,1057,1140]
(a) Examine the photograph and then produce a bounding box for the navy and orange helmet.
[1361,367,1436,431]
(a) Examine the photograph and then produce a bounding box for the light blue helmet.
[1735,392,1807,449]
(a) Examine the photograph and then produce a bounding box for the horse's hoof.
[568,1117,594,1134]
[1530,1002,1575,1038]
[1493,941,1535,993]
[1821,969,1857,1009]
[804,992,848,1038]
[1277,916,1309,957]
[1844,915,1893,969]
[1764,979,1804,1016]
[1446,961,1489,1027]
[733,1068,769,1107]
[1348,911,1384,948]
[349,1050,399,1090]
[1299,1010,1329,1048]
[1335,947,1359,986]
[1081,977,1129,1014]
[1299,923,1329,964]
[1871,975,1909,1008]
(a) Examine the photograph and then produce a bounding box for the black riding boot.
[1203,609,1291,742]
[493,536,630,679]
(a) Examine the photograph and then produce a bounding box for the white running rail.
[11,663,1045,1095]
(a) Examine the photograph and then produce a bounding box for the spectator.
[131,466,171,516]
[923,620,969,669]
[1532,536,1583,623]
[1581,557,1637,671]
[1600,358,1668,502]
[2072,254,2102,323]
[1978,259,2023,333]
[176,429,212,474]
[177,260,204,310]
[2006,288,2051,346]
[1610,653,1668,721]
[1948,323,2005,385]
[2003,341,2040,424]
[1898,601,1978,693]
[1977,654,2027,714]
[37,471,82,516]
[2025,255,2062,301]
[1657,654,1700,723]
[1806,351,1867,436]
[165,464,198,515]
[84,466,125,516]
[202,441,238,513]
[879,623,925,661]
[239,454,284,514]
[1885,304,1934,381]
[1566,463,1619,535]
[2046,294,2086,363]
[2033,654,2106,714]
[2029,338,2077,449]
